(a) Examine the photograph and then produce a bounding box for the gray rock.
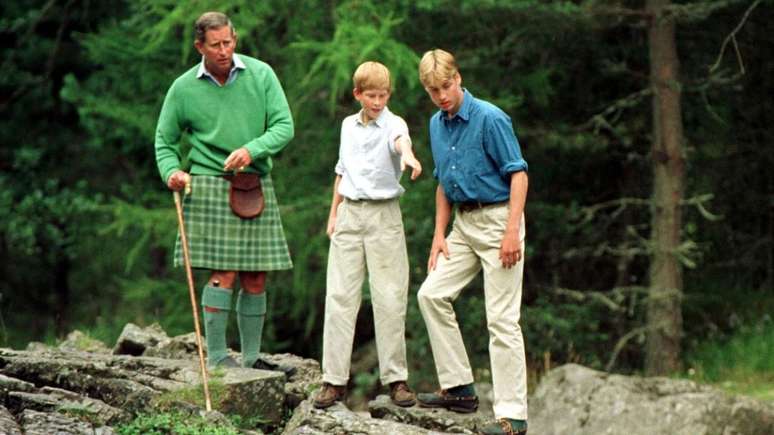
[143,331,202,359]
[7,386,129,425]
[0,346,288,426]
[368,394,492,433]
[530,364,774,435]
[255,352,322,409]
[24,342,50,352]
[0,373,35,396]
[58,331,111,354]
[18,409,114,435]
[0,405,22,434]
[112,322,169,356]
[283,397,442,435]
[217,367,286,424]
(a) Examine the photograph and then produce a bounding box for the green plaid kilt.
[174,174,293,271]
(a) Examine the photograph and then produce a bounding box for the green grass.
[115,412,239,435]
[685,320,774,402]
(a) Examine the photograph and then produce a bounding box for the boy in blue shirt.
[314,61,422,409]
[415,49,530,435]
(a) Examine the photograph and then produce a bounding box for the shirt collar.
[356,106,391,127]
[196,54,245,80]
[440,88,473,122]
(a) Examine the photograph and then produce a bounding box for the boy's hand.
[427,233,449,272]
[326,215,337,239]
[401,153,422,181]
[499,226,522,269]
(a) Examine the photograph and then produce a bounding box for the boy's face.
[354,87,391,122]
[424,72,463,116]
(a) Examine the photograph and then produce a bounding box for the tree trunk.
[645,0,685,375]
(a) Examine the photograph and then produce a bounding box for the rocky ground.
[1,323,772,434]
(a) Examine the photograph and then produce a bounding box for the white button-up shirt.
[335,106,410,200]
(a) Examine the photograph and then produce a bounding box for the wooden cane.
[173,190,213,412]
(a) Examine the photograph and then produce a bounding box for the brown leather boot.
[389,381,416,407]
[313,383,347,409]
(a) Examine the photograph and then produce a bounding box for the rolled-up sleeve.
[485,113,528,177]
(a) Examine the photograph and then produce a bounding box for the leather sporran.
[224,173,264,219]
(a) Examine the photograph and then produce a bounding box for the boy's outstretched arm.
[327,175,344,238]
[395,136,422,180]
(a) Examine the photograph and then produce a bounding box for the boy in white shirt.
[314,61,422,409]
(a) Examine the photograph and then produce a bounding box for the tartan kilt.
[174,174,293,271]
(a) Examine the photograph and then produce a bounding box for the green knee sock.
[202,285,233,366]
[236,291,267,368]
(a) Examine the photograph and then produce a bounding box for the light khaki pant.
[417,203,528,420]
[322,198,409,386]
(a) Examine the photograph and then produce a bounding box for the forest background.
[1,0,772,402]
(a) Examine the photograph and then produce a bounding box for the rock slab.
[530,363,774,435]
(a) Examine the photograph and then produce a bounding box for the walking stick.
[173,190,213,412]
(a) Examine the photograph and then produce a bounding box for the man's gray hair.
[195,12,234,42]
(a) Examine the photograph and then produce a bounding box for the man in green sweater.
[154,11,294,368]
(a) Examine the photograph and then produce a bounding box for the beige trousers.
[417,203,528,420]
[322,198,409,386]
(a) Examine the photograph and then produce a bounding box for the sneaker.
[389,381,416,407]
[313,383,347,409]
[479,418,527,435]
[252,356,297,378]
[417,389,478,413]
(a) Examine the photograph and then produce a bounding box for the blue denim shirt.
[430,89,528,204]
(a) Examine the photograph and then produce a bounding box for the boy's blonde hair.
[353,61,391,91]
[419,49,458,87]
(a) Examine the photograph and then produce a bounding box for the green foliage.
[685,319,774,401]
[116,411,239,435]
[289,0,420,115]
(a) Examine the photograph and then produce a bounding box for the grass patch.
[685,320,774,402]
[115,411,239,435]
[154,378,229,410]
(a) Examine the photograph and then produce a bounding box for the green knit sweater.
[154,54,294,183]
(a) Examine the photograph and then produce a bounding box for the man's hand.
[224,147,252,171]
[400,152,422,181]
[427,233,450,272]
[499,227,522,269]
[167,170,191,192]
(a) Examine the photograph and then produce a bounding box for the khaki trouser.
[417,203,528,420]
[322,198,409,386]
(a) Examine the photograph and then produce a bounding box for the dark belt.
[345,197,396,204]
[456,200,507,213]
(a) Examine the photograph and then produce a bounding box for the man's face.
[354,88,391,122]
[424,73,463,115]
[195,26,236,77]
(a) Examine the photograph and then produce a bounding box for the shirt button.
[452,147,456,150]
[452,166,456,170]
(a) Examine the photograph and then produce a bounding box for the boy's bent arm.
[327,175,344,238]
[427,184,452,271]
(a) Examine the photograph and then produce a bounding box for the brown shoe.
[313,382,346,409]
[389,381,416,407]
